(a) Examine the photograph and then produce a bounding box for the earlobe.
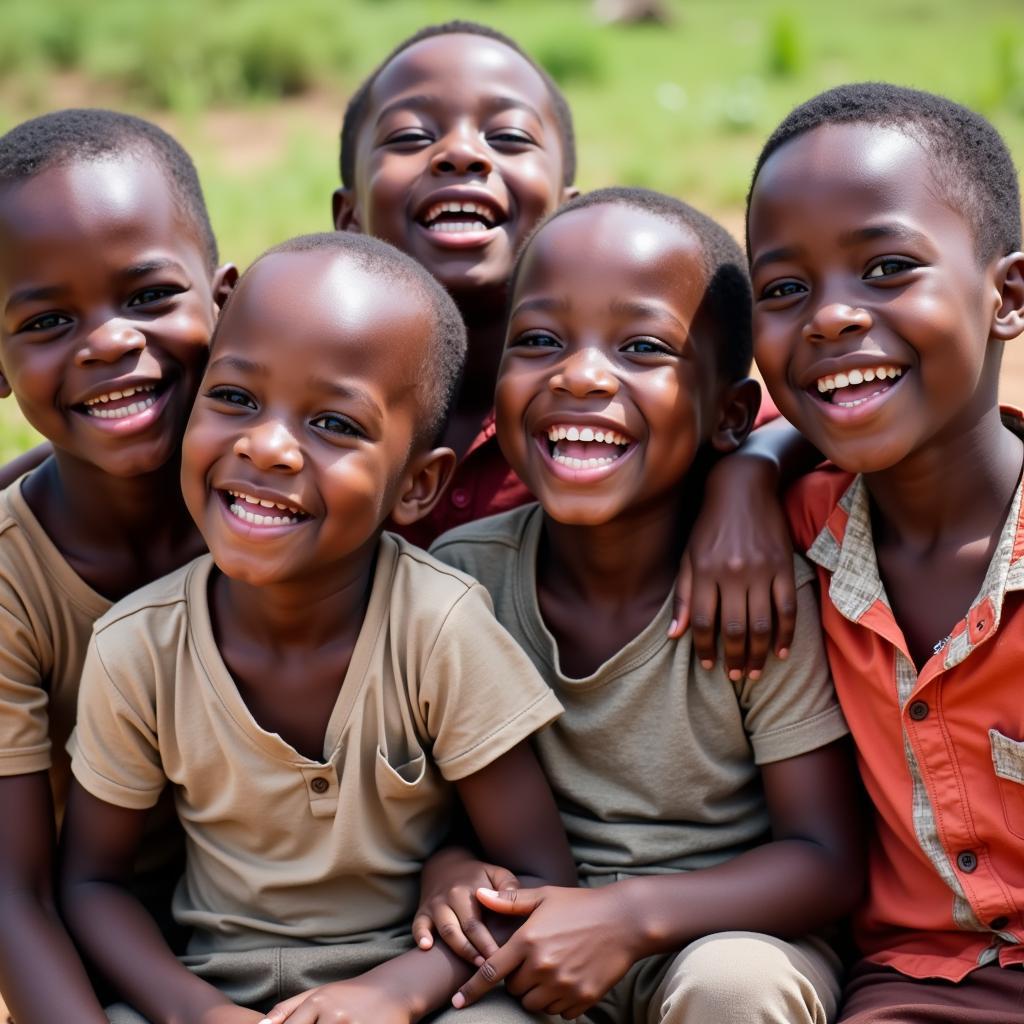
[0,367,10,400]
[389,446,458,526]
[711,377,761,453]
[212,263,239,311]
[561,186,581,205]
[333,188,362,233]
[991,252,1024,342]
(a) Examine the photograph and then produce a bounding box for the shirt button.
[990,916,1010,930]
[310,776,330,795]
[957,850,978,873]
[451,488,470,509]
[908,700,929,721]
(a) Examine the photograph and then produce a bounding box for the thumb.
[475,886,543,916]
[670,552,694,638]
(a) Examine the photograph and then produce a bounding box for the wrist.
[707,448,781,495]
[614,876,681,960]
[361,962,429,1022]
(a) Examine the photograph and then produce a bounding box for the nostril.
[839,323,863,335]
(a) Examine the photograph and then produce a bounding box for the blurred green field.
[2,0,1024,460]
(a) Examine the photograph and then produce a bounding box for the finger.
[474,886,543,917]
[463,915,501,961]
[670,553,694,638]
[435,902,485,964]
[260,992,309,1023]
[689,577,720,669]
[412,911,434,950]
[485,864,521,893]
[745,582,774,681]
[719,586,749,682]
[772,572,797,661]
[452,942,524,1009]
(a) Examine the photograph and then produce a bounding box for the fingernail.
[418,936,432,948]
[478,887,498,897]
[474,955,485,966]
[668,619,678,635]
[701,660,713,670]
[258,1019,273,1024]
[729,669,742,681]
[778,647,790,660]
[452,993,466,1009]
[749,669,762,681]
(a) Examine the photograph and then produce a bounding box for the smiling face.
[496,204,730,526]
[181,250,437,587]
[339,33,572,304]
[749,122,1007,474]
[0,156,223,478]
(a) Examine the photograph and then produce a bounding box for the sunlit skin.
[497,203,757,677]
[749,121,1024,665]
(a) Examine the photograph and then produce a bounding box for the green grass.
[1,0,1023,459]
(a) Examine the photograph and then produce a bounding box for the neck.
[539,491,691,608]
[866,405,1023,550]
[456,296,507,419]
[214,538,378,653]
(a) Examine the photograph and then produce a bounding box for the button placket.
[300,764,338,817]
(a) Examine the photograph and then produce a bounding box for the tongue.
[556,440,621,460]
[830,378,895,404]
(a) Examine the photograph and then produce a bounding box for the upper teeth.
[546,425,630,446]
[84,384,155,406]
[83,384,157,418]
[227,490,304,516]
[816,366,902,393]
[423,201,496,227]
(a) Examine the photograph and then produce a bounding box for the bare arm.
[0,773,107,1024]
[0,444,51,491]
[453,738,864,1017]
[60,783,260,1024]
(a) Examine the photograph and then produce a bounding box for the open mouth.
[79,383,160,419]
[813,364,904,409]
[544,424,634,470]
[418,200,503,235]
[221,489,311,527]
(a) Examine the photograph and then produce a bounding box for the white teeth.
[815,366,903,395]
[551,453,617,469]
[423,200,497,229]
[83,384,156,407]
[85,395,157,419]
[545,425,630,446]
[565,426,580,441]
[228,504,300,527]
[227,490,303,516]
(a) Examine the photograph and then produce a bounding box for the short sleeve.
[69,632,166,810]
[735,557,848,764]
[417,584,562,781]
[0,577,50,775]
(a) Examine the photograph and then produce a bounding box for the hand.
[412,846,520,964]
[200,1005,267,1024]
[452,885,640,1020]
[671,454,795,680]
[259,979,412,1024]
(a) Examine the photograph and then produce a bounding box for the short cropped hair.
[0,108,219,269]
[339,20,577,189]
[512,187,753,381]
[221,232,467,446]
[749,82,1022,263]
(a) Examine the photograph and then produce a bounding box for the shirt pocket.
[989,729,1024,840]
[374,746,448,861]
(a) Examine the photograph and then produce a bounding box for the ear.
[710,377,761,454]
[389,446,458,526]
[560,185,580,205]
[991,251,1024,342]
[0,364,10,400]
[332,188,362,233]
[211,263,239,311]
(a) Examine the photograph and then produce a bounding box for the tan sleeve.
[68,630,166,810]
[736,558,848,764]
[418,584,562,781]
[0,574,51,776]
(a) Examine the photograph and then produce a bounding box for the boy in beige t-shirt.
[62,233,573,1024]
[428,190,863,1024]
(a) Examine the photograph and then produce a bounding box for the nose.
[75,318,146,366]
[550,346,620,399]
[430,127,493,177]
[233,417,303,473]
[803,302,873,343]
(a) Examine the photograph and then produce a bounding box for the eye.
[207,385,256,410]
[759,279,806,300]
[510,330,561,349]
[127,285,181,307]
[384,128,432,146]
[487,128,536,146]
[20,311,72,333]
[622,337,672,355]
[311,413,364,438]
[864,257,919,279]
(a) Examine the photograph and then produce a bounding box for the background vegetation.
[2,0,1023,459]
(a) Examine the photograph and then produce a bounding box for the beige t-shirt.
[0,478,109,812]
[70,535,563,955]
[432,504,848,879]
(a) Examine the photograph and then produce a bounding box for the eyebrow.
[609,298,687,332]
[6,284,63,311]
[376,93,542,124]
[207,355,266,376]
[122,258,189,278]
[510,295,570,317]
[308,376,383,420]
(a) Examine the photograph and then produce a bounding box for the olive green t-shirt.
[70,535,563,954]
[432,504,848,879]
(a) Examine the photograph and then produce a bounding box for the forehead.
[369,33,558,127]
[214,251,430,396]
[0,157,204,286]
[749,123,973,253]
[516,205,707,312]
